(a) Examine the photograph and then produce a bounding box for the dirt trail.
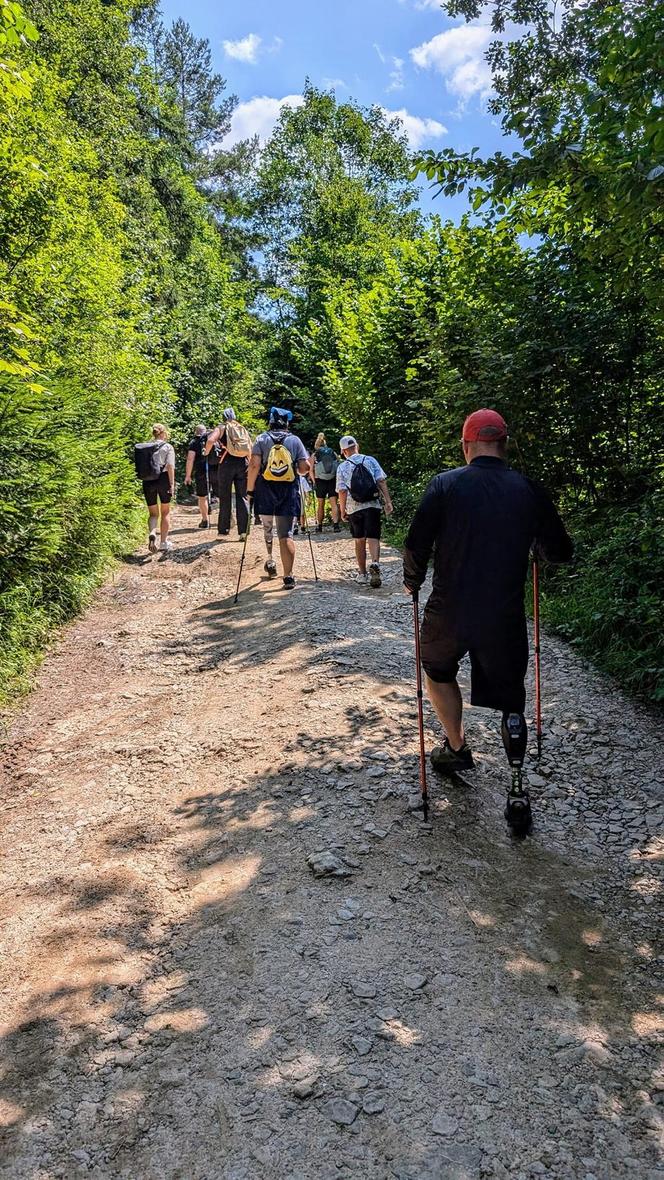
[1,506,662,1180]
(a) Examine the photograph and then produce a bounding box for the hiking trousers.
[217,457,248,534]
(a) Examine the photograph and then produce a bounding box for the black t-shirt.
[403,457,573,633]
[187,436,207,474]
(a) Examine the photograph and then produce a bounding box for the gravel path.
[1,507,662,1180]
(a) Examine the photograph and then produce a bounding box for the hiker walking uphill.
[310,433,341,533]
[204,408,252,539]
[403,408,574,836]
[247,407,310,590]
[133,423,176,553]
[336,435,393,587]
[184,424,211,530]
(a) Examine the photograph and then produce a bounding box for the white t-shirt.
[336,453,386,514]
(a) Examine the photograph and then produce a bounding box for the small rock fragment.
[307,851,353,878]
[352,982,377,999]
[432,1112,459,1136]
[404,973,427,991]
[362,1094,385,1115]
[351,1036,372,1056]
[324,1098,359,1126]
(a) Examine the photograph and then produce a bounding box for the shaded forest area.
[0,0,661,703]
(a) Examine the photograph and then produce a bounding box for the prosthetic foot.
[501,712,532,838]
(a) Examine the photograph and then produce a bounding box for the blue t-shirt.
[252,430,308,517]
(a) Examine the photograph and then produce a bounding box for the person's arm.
[297,459,310,476]
[185,448,196,485]
[532,483,574,564]
[402,476,444,594]
[203,426,221,456]
[246,453,261,495]
[337,463,349,520]
[166,462,176,496]
[377,478,393,516]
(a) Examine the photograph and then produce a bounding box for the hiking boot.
[148,533,158,554]
[315,524,323,533]
[264,559,277,578]
[430,739,475,775]
[283,575,296,590]
[159,539,174,552]
[369,562,382,588]
[198,519,210,530]
[333,522,341,532]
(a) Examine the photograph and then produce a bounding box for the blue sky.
[159,0,509,217]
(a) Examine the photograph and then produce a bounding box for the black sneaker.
[283,575,296,590]
[218,529,229,536]
[369,562,382,588]
[430,740,475,775]
[198,519,210,530]
[264,559,277,578]
[333,523,341,532]
[315,524,323,533]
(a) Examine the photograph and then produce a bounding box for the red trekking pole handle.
[412,591,429,821]
[533,558,542,759]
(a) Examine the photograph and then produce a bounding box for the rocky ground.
[0,506,662,1180]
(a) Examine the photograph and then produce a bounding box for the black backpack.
[134,442,163,481]
[349,457,379,503]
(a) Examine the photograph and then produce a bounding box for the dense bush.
[543,492,664,702]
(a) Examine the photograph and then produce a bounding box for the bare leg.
[316,497,325,526]
[367,538,380,563]
[197,495,209,522]
[148,508,159,539]
[160,503,171,544]
[330,497,340,524]
[425,675,464,750]
[354,539,367,574]
[279,537,295,577]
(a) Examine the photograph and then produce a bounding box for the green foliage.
[543,491,664,702]
[0,0,263,701]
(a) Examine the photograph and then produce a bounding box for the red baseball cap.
[462,408,508,443]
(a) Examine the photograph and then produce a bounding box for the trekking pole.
[205,458,212,518]
[302,507,318,582]
[412,592,429,821]
[233,501,253,604]
[533,556,542,759]
[299,479,318,582]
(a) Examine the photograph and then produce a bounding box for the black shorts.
[143,472,172,507]
[420,608,528,714]
[314,479,338,500]
[348,507,381,540]
[195,470,209,498]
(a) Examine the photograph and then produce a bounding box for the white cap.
[339,435,357,450]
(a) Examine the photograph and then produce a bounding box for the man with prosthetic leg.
[403,409,573,837]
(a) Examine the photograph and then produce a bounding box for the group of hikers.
[134,406,394,590]
[134,405,573,835]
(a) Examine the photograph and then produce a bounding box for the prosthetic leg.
[501,712,532,838]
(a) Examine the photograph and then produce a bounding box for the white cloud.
[382,107,447,149]
[322,77,348,91]
[410,22,494,100]
[223,33,262,64]
[222,33,282,64]
[223,94,304,147]
[387,56,405,93]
